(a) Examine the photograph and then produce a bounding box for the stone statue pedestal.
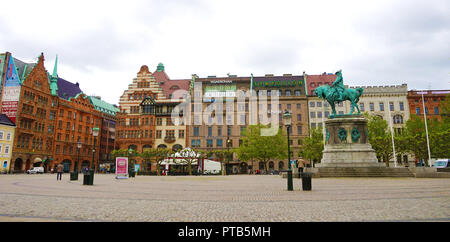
[317,115,383,168]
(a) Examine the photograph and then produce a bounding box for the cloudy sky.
[1,0,449,105]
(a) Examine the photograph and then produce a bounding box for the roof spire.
[50,55,59,96]
[52,54,58,78]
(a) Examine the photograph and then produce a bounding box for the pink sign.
[115,157,128,178]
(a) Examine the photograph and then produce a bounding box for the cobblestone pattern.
[0,174,449,222]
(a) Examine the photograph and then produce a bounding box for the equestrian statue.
[314,70,363,118]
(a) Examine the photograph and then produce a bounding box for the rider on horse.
[331,70,345,101]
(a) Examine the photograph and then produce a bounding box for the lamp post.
[283,110,293,191]
[88,127,99,185]
[76,141,82,173]
[226,137,231,175]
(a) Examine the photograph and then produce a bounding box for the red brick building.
[305,72,337,96]
[53,93,103,172]
[407,90,450,121]
[5,53,59,172]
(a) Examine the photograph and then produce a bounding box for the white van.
[27,167,44,174]
[432,159,450,168]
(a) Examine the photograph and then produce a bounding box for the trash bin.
[83,170,94,185]
[301,172,312,191]
[70,172,78,181]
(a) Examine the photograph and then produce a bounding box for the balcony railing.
[164,136,176,143]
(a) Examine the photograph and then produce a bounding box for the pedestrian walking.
[56,163,64,181]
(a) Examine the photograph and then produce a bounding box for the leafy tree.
[298,127,324,167]
[366,114,393,167]
[210,149,234,175]
[236,124,287,173]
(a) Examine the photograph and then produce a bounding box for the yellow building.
[0,114,16,173]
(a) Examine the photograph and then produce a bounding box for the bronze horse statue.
[314,70,363,117]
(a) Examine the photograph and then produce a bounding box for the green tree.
[236,124,287,173]
[366,114,393,167]
[298,127,324,167]
[210,149,234,175]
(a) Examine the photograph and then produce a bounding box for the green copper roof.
[157,63,164,72]
[49,55,58,96]
[88,96,119,116]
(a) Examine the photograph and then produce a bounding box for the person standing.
[56,163,64,181]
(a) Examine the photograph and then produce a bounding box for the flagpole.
[386,102,397,167]
[421,92,432,167]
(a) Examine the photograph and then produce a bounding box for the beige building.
[354,84,410,134]
[307,96,350,131]
[116,64,190,158]
[0,114,16,173]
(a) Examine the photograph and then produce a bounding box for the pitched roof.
[306,73,337,84]
[152,65,190,97]
[57,77,83,100]
[13,57,36,83]
[0,114,15,126]
[88,96,120,116]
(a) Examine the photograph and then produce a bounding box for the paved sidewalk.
[0,174,449,222]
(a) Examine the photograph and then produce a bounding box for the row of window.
[192,125,304,137]
[359,101,405,112]
[0,144,10,155]
[59,109,98,125]
[128,93,157,101]
[0,131,12,141]
[191,138,305,148]
[117,129,185,139]
[16,136,52,151]
[55,145,92,156]
[56,133,94,145]
[415,106,440,115]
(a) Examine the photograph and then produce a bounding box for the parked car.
[27,167,44,174]
[432,159,450,168]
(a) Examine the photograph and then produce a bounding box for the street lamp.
[226,137,232,175]
[92,127,99,172]
[283,110,293,191]
[76,141,82,173]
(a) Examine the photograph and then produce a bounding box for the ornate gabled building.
[115,64,189,171]
[5,53,59,172]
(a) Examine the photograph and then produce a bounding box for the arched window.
[393,115,403,124]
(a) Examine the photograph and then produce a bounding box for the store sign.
[1,55,21,124]
[115,157,128,179]
[204,84,236,98]
[253,79,304,88]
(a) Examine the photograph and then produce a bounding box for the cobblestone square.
[0,174,449,222]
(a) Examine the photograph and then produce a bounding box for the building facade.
[115,64,189,171]
[305,72,337,96]
[88,96,119,171]
[407,89,450,122]
[7,53,58,172]
[53,93,103,172]
[0,114,15,173]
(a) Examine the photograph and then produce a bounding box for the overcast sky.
[1,0,449,105]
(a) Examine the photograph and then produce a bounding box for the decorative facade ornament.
[337,128,347,142]
[351,127,360,143]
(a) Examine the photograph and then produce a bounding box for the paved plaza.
[0,174,449,222]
